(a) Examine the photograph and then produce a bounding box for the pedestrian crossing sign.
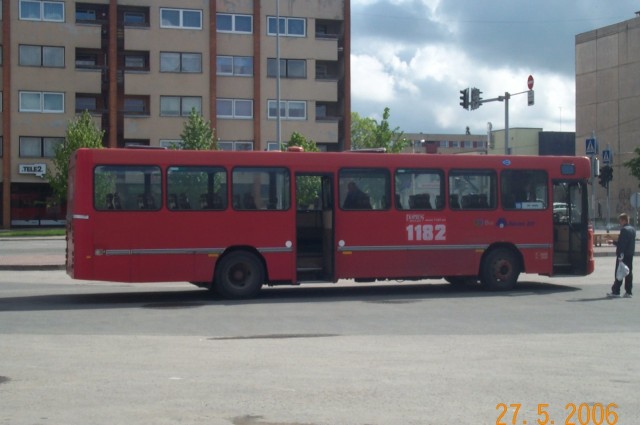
[585,138,597,155]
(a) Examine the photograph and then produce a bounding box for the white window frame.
[267,142,281,151]
[267,100,307,120]
[267,16,306,37]
[160,52,202,73]
[19,0,65,22]
[216,13,253,34]
[19,136,64,158]
[159,139,183,149]
[19,91,64,113]
[216,99,253,119]
[19,45,65,68]
[218,141,254,151]
[216,56,253,76]
[160,8,202,30]
[160,96,202,117]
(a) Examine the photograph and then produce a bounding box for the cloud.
[350,0,638,134]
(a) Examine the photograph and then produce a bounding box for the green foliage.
[178,108,216,150]
[283,132,321,208]
[46,110,105,202]
[350,107,411,153]
[623,147,640,187]
[282,131,320,152]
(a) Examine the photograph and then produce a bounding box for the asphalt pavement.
[0,236,625,271]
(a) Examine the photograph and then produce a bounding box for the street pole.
[606,142,612,231]
[504,92,510,155]
[276,0,282,149]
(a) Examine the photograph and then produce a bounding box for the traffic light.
[599,166,613,188]
[598,167,606,188]
[459,88,469,110]
[470,87,483,110]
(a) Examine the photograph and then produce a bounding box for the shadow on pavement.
[0,280,580,312]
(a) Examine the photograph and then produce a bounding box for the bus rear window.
[94,165,162,211]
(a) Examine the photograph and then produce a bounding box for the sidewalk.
[0,238,623,271]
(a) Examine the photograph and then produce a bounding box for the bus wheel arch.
[480,244,522,291]
[213,247,266,299]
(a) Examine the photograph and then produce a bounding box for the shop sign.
[18,163,47,177]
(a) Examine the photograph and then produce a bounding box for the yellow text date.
[496,403,619,425]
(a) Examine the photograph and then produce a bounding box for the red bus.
[66,148,594,298]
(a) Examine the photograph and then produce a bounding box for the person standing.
[608,213,636,298]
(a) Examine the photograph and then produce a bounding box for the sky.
[350,0,639,136]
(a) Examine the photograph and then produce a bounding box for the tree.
[46,110,104,202]
[178,108,216,150]
[350,107,411,153]
[282,131,320,153]
[623,146,640,187]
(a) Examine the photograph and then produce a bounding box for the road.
[0,257,638,425]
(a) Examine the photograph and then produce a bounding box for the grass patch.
[0,228,65,237]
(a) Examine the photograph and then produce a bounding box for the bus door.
[552,180,589,274]
[295,174,334,282]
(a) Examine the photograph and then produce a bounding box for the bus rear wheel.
[215,251,264,299]
[480,248,520,291]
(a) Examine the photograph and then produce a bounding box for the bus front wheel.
[480,248,520,291]
[215,251,264,299]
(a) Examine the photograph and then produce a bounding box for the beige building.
[0,0,350,227]
[576,13,640,222]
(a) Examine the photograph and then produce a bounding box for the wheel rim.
[228,262,252,288]
[493,258,513,282]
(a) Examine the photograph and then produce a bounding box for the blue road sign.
[585,138,597,155]
[602,149,612,165]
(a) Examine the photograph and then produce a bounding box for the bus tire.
[215,251,264,299]
[480,248,520,291]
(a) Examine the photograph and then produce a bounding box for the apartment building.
[1,0,350,227]
[576,13,640,221]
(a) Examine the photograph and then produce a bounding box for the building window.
[267,142,281,151]
[123,95,150,116]
[218,141,254,151]
[76,49,105,70]
[160,8,202,29]
[216,56,253,76]
[19,136,64,158]
[19,91,64,113]
[19,45,64,68]
[75,93,103,113]
[20,0,64,22]
[216,13,252,33]
[267,58,306,78]
[267,100,306,120]
[124,51,150,71]
[160,52,202,73]
[160,96,202,117]
[75,3,108,23]
[122,6,149,27]
[267,17,306,37]
[159,139,183,149]
[216,99,253,119]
